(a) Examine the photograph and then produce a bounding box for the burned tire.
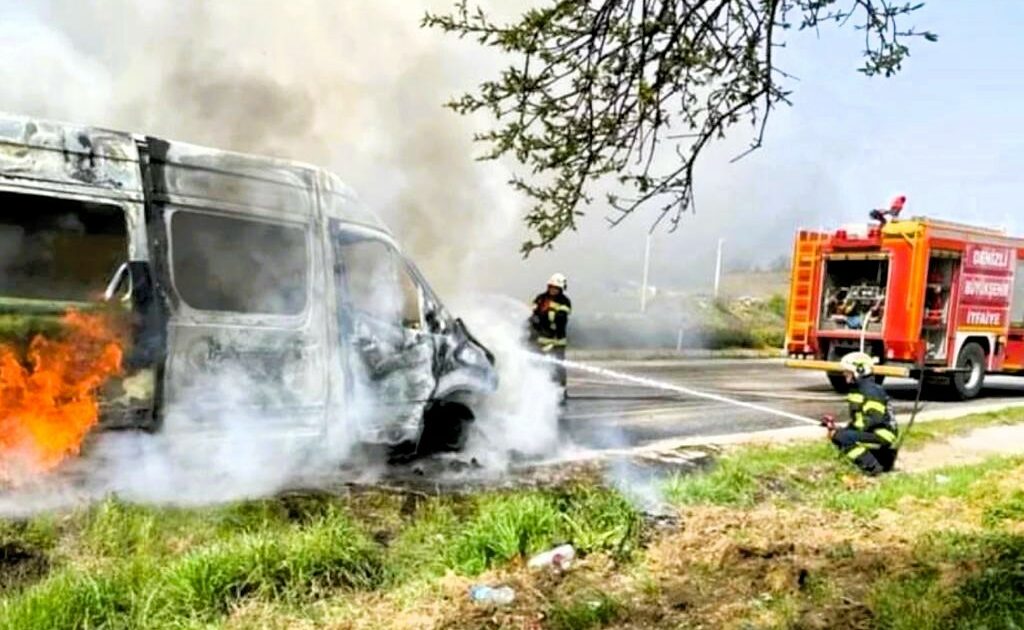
[419,401,474,454]
[950,342,987,400]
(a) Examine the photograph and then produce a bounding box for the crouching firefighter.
[821,352,899,475]
[529,273,572,399]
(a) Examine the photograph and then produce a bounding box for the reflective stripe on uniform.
[847,445,868,461]
[548,303,572,314]
[853,413,865,430]
[846,392,866,404]
[874,428,897,444]
[538,337,567,348]
[863,400,887,414]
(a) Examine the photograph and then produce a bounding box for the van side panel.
[142,139,329,435]
[0,115,142,193]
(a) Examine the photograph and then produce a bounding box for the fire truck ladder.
[786,230,827,351]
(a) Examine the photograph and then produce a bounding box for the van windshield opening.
[0,191,127,305]
[819,256,888,333]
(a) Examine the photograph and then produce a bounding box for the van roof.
[0,112,389,234]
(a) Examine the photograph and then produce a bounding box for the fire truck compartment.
[819,254,888,333]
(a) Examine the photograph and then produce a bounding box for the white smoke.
[0,0,572,511]
[453,295,563,467]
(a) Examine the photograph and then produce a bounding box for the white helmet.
[839,351,875,377]
[547,272,568,290]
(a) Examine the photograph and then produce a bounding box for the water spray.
[529,353,821,426]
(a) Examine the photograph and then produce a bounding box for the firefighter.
[825,351,899,475]
[869,194,906,226]
[529,273,572,396]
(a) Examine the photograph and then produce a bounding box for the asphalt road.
[561,358,1024,450]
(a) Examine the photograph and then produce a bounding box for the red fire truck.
[784,216,1024,399]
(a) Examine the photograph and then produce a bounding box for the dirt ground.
[311,424,1024,629]
[899,423,1024,472]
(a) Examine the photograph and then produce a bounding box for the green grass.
[983,491,1024,527]
[664,442,839,507]
[665,407,1024,513]
[870,532,1024,630]
[824,457,1020,516]
[4,406,1024,628]
[450,493,560,574]
[157,515,383,618]
[448,487,641,575]
[0,506,384,629]
[0,314,64,347]
[869,568,951,630]
[0,486,642,628]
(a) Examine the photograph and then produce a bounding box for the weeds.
[664,442,839,507]
[447,488,641,575]
[0,508,382,629]
[4,408,1024,628]
[555,486,642,559]
[546,591,622,630]
[824,458,1019,516]
[870,532,1024,629]
[983,490,1024,527]
[157,514,383,619]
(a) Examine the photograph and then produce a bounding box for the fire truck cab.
[785,217,1024,399]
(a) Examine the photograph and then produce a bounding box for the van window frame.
[329,226,428,333]
[0,186,136,305]
[164,206,313,322]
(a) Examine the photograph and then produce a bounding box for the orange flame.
[0,311,124,478]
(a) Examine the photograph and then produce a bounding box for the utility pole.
[713,237,725,299]
[640,234,652,313]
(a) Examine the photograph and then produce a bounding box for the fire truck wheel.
[951,342,987,400]
[827,373,850,394]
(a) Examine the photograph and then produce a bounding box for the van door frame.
[138,143,326,435]
[0,180,160,429]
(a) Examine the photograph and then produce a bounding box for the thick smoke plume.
[2,0,530,297]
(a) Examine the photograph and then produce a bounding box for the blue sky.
[762,1,1024,232]
[528,0,1024,291]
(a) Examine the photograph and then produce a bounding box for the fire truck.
[784,215,1024,399]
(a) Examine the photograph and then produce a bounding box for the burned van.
[0,113,496,460]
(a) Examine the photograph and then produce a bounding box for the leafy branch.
[424,0,936,255]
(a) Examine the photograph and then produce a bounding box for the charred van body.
[0,113,497,459]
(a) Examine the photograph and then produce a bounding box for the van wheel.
[950,342,986,400]
[419,402,473,454]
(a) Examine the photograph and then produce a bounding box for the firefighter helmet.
[839,351,874,377]
[547,273,568,290]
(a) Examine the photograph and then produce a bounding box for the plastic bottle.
[469,585,516,605]
[527,544,576,570]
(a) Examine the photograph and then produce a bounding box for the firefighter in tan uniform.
[529,273,571,398]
